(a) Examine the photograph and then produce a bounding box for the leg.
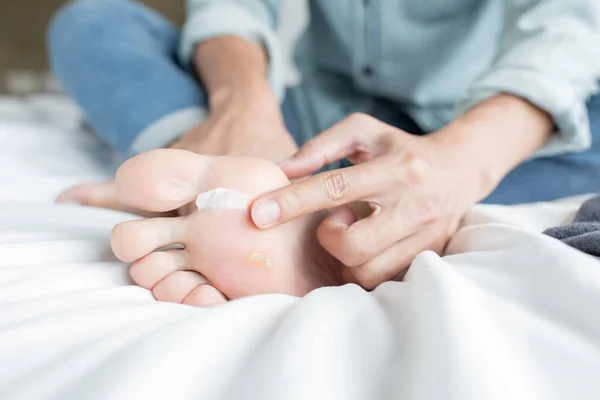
[49,0,304,211]
[48,0,207,156]
[483,93,600,204]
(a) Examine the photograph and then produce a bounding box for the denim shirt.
[180,0,600,157]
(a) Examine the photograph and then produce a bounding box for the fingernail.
[252,199,281,228]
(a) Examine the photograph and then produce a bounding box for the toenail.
[252,199,281,228]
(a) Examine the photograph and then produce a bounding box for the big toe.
[115,149,209,212]
[114,149,289,214]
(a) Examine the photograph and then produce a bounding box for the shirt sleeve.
[179,0,286,102]
[458,0,600,158]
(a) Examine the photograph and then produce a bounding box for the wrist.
[429,120,504,200]
[429,95,553,200]
[193,36,274,112]
[209,81,277,113]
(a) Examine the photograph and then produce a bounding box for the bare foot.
[110,149,345,306]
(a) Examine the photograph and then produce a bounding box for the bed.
[1,95,600,400]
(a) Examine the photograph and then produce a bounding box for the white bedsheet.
[1,95,600,400]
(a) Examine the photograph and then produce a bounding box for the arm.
[460,0,600,158]
[169,0,296,163]
[193,35,271,111]
[433,94,554,194]
[250,94,553,230]
[246,96,552,289]
[245,1,598,289]
[181,0,285,101]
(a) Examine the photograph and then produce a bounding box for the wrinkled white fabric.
[195,188,251,212]
[1,96,600,400]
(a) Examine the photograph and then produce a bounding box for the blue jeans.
[48,0,600,205]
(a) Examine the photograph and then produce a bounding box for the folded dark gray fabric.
[544,195,600,256]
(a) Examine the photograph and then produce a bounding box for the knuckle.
[301,138,328,165]
[430,231,451,253]
[346,112,377,126]
[399,150,432,186]
[353,267,381,291]
[339,238,369,267]
[280,190,305,217]
[321,170,352,205]
[337,253,357,268]
[302,138,320,152]
[346,112,367,123]
[340,229,375,267]
[346,227,366,250]
[318,223,367,267]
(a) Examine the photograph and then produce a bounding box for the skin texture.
[110,149,345,306]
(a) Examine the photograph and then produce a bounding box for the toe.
[57,180,174,217]
[152,270,210,304]
[114,149,290,214]
[182,284,228,307]
[111,217,188,262]
[57,180,121,209]
[129,250,189,289]
[115,149,212,212]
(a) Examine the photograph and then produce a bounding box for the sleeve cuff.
[458,68,596,158]
[179,3,286,102]
[129,107,207,156]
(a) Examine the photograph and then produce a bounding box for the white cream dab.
[195,187,252,212]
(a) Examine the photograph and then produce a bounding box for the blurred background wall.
[0,0,306,94]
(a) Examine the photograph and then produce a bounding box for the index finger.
[250,159,392,228]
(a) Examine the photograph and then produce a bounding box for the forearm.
[171,36,296,162]
[432,94,553,195]
[194,35,274,110]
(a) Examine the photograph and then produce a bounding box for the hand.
[249,113,497,289]
[170,83,297,164]
[58,85,296,216]
[170,85,297,216]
